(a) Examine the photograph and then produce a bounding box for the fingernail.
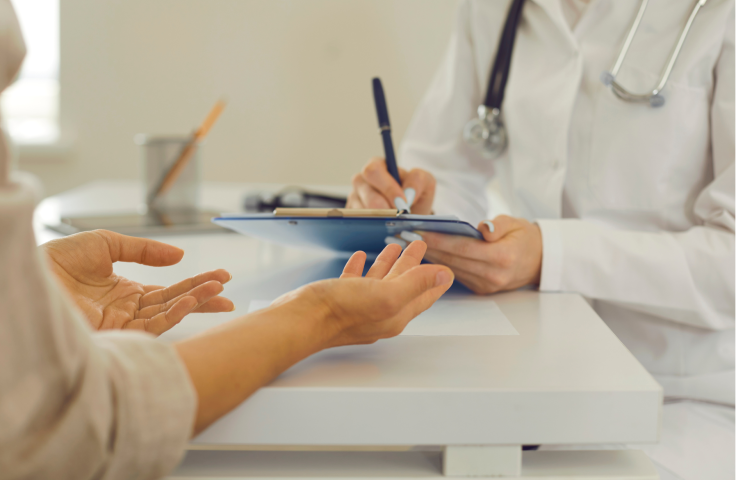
[394,197,411,214]
[435,270,453,287]
[400,230,423,242]
[484,220,495,233]
[404,188,416,207]
[225,272,232,283]
[230,305,236,312]
[384,236,407,248]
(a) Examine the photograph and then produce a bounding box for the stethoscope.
[463,0,709,159]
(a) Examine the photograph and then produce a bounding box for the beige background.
[19,0,460,196]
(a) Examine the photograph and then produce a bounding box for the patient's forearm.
[175,301,330,435]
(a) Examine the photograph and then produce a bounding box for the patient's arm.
[175,241,453,435]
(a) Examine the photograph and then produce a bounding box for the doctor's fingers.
[423,255,505,295]
[139,269,231,308]
[424,249,510,290]
[361,157,406,207]
[452,268,505,295]
[136,280,226,319]
[478,215,527,242]
[346,191,366,209]
[420,231,490,260]
[400,169,436,213]
[352,173,393,209]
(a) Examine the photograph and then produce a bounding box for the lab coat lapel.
[503,0,584,219]
[572,0,614,40]
[528,0,575,42]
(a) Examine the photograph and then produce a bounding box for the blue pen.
[372,78,411,213]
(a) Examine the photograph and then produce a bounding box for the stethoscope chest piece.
[463,105,507,159]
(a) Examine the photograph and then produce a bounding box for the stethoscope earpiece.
[649,94,665,108]
[600,71,615,87]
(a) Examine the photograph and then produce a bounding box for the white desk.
[37,181,663,479]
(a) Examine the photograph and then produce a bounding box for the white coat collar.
[527,0,611,47]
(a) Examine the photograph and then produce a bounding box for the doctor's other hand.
[422,215,542,295]
[347,157,436,214]
[272,241,453,346]
[42,230,234,335]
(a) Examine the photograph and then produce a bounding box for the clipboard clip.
[274,208,404,217]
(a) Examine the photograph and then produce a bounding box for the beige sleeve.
[0,177,197,479]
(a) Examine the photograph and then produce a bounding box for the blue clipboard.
[213,210,482,254]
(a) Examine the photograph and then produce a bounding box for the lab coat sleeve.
[0,176,197,479]
[537,11,735,331]
[399,0,495,225]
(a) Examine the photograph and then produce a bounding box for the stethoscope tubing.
[606,0,708,105]
[484,0,527,110]
[465,0,710,158]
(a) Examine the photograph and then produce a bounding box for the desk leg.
[443,445,521,477]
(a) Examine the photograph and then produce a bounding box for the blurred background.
[6,0,459,197]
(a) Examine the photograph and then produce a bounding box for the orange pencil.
[150,99,226,203]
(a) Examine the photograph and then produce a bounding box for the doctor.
[348,0,734,479]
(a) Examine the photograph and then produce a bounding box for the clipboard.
[212,208,482,254]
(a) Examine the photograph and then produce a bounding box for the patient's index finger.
[384,241,427,280]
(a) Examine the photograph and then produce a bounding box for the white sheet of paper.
[247,297,517,336]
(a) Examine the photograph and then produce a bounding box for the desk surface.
[37,181,662,448]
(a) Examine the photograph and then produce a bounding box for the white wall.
[20,0,459,196]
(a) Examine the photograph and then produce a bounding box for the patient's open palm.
[42,230,234,335]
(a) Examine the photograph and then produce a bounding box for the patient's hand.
[273,241,454,347]
[176,240,453,434]
[42,230,234,335]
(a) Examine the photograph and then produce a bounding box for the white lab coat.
[400,0,734,478]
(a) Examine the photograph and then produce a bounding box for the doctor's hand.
[42,230,234,335]
[421,215,542,295]
[271,241,454,346]
[347,157,436,214]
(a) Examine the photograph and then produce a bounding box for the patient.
[0,4,454,479]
